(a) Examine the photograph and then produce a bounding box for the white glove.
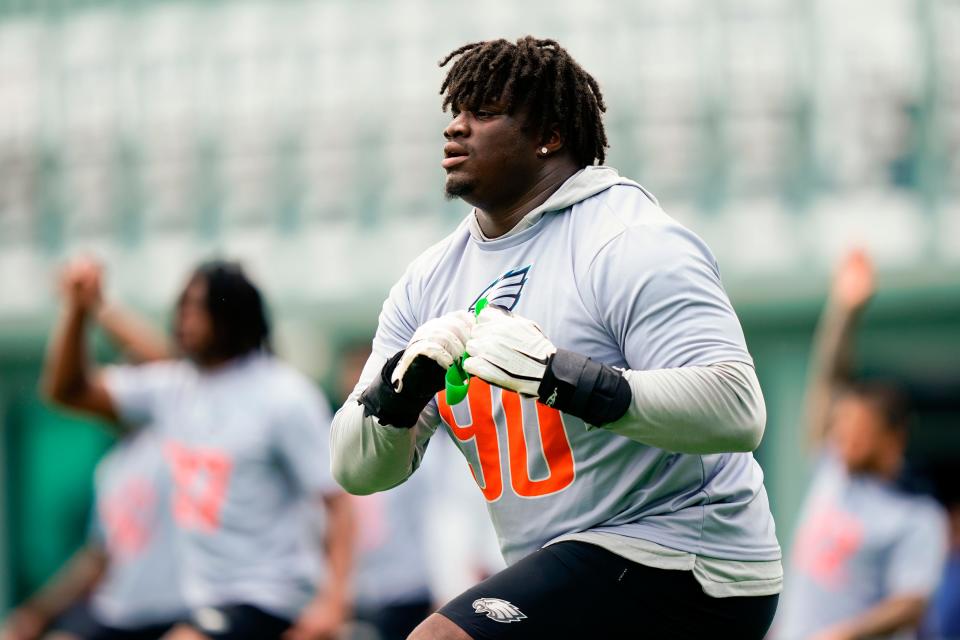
[391,310,474,392]
[463,306,557,396]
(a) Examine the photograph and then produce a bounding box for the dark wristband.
[537,349,632,426]
[359,350,445,429]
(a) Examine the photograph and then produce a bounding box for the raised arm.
[41,258,121,425]
[803,249,875,451]
[96,302,172,364]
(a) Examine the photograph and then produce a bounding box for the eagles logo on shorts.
[472,598,527,623]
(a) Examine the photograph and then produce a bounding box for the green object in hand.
[444,297,488,405]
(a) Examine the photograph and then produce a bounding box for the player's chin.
[444,173,474,200]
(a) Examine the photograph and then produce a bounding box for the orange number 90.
[436,379,575,502]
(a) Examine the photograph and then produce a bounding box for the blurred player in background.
[0,433,184,640]
[40,258,354,640]
[336,343,435,640]
[332,37,780,639]
[776,250,947,640]
[0,285,183,640]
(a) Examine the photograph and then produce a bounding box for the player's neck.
[475,160,578,239]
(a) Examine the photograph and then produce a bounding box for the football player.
[1,278,184,640]
[42,258,354,640]
[332,37,780,639]
[776,250,947,640]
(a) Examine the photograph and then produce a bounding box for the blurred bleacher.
[1,0,959,612]
[0,0,958,323]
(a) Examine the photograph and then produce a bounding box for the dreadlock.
[439,36,608,167]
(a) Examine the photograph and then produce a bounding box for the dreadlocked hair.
[183,260,272,360]
[439,36,608,167]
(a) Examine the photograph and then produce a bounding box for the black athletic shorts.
[186,604,291,640]
[50,601,175,640]
[438,541,779,640]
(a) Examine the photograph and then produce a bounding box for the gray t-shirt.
[357,170,780,566]
[776,454,947,639]
[103,354,338,620]
[88,430,188,628]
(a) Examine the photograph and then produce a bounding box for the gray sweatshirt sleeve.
[582,220,763,453]
[330,347,439,495]
[329,267,441,495]
[605,361,765,453]
[330,397,438,495]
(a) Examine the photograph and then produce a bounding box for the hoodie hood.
[468,165,655,242]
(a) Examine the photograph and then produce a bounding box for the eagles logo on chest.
[469,265,531,312]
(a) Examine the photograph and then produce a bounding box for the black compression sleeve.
[358,350,446,429]
[537,349,632,426]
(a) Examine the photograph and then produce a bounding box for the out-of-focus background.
[0,0,958,619]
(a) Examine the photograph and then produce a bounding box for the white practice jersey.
[89,431,188,628]
[343,166,780,566]
[104,354,339,620]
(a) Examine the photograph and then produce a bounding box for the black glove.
[359,350,446,429]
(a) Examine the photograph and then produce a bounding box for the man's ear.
[540,124,564,154]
